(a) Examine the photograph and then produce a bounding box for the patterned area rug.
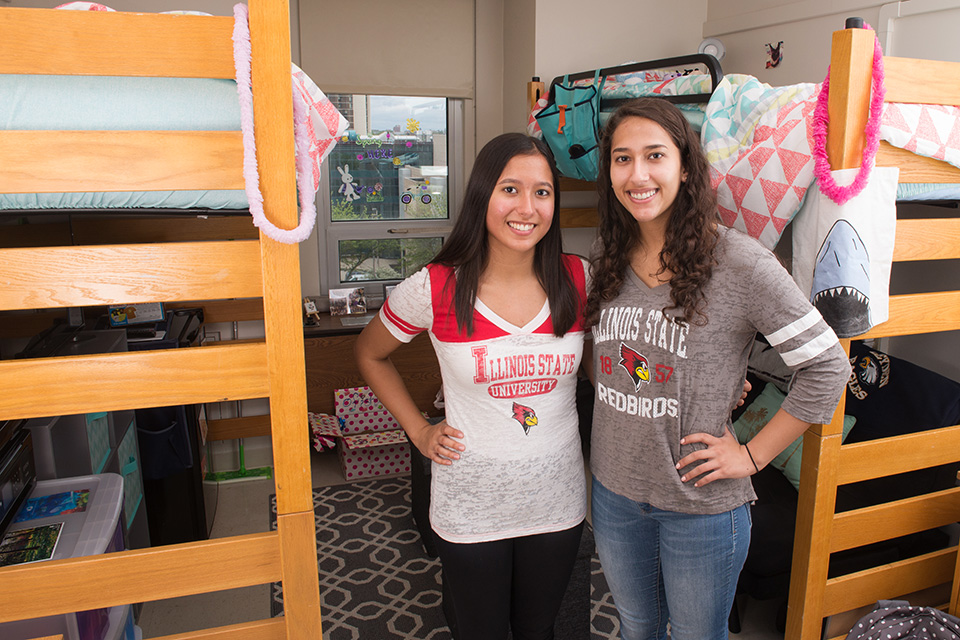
[269,475,620,639]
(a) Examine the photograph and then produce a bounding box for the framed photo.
[329,287,367,316]
[383,282,400,300]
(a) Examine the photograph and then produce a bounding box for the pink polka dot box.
[331,386,412,480]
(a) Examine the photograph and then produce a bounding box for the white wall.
[534,0,708,87]
[703,0,889,84]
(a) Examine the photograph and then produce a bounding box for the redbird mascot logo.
[511,402,538,435]
[618,343,650,391]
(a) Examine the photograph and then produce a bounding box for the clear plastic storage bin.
[0,473,133,640]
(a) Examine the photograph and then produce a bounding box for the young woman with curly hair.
[585,98,850,640]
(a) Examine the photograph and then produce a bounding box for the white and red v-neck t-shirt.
[379,255,589,543]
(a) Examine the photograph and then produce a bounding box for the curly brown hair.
[584,98,720,328]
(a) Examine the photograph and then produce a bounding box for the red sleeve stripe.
[381,300,426,336]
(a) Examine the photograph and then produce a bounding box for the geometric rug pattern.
[270,475,620,639]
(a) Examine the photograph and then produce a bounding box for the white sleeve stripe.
[765,309,822,346]
[778,327,839,367]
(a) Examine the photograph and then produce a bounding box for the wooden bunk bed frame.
[785,25,960,640]
[0,3,324,639]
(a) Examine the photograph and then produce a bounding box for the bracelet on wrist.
[744,443,760,474]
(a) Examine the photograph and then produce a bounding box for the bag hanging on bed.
[792,165,898,338]
[535,70,606,181]
[845,600,960,639]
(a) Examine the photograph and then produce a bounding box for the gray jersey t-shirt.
[590,226,850,515]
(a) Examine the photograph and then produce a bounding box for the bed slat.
[883,57,960,106]
[0,242,263,311]
[821,547,957,617]
[855,291,960,339]
[893,218,960,261]
[0,343,269,421]
[0,532,281,622]
[830,486,960,553]
[0,8,235,78]
[0,131,244,194]
[877,142,960,184]
[836,425,960,485]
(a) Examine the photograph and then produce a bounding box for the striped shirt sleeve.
[750,250,850,425]
[378,266,433,343]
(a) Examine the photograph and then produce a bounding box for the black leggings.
[435,520,585,640]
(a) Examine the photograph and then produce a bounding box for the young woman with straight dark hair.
[357,132,588,640]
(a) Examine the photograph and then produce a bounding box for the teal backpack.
[535,70,606,181]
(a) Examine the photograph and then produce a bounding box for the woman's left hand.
[675,426,755,487]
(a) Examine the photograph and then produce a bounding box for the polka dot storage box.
[339,430,411,480]
[334,386,411,480]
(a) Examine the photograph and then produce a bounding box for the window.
[319,94,463,306]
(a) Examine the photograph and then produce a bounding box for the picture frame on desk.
[383,281,401,301]
[329,287,367,317]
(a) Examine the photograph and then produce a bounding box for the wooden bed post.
[784,25,876,640]
[248,0,323,637]
[528,77,545,112]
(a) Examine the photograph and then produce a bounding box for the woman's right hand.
[411,419,465,465]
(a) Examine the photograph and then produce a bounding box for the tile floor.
[136,449,787,639]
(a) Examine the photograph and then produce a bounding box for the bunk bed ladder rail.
[0,3,322,639]
[785,25,960,640]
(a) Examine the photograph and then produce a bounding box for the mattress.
[1,74,247,211]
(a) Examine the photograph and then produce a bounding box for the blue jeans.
[591,475,751,640]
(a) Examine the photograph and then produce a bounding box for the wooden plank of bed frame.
[836,425,960,485]
[824,27,876,173]
[893,218,960,261]
[821,547,957,617]
[953,549,960,616]
[246,0,323,633]
[0,130,245,194]
[0,342,269,421]
[877,142,960,183]
[0,8,235,78]
[0,532,281,622]
[830,486,960,553]
[0,241,263,311]
[857,291,960,339]
[787,420,845,638]
[884,56,960,106]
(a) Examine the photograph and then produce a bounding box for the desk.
[304,313,442,417]
[202,311,444,442]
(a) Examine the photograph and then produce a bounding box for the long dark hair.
[431,132,579,337]
[585,98,720,327]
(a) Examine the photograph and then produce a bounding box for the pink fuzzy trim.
[233,3,317,244]
[811,23,886,205]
